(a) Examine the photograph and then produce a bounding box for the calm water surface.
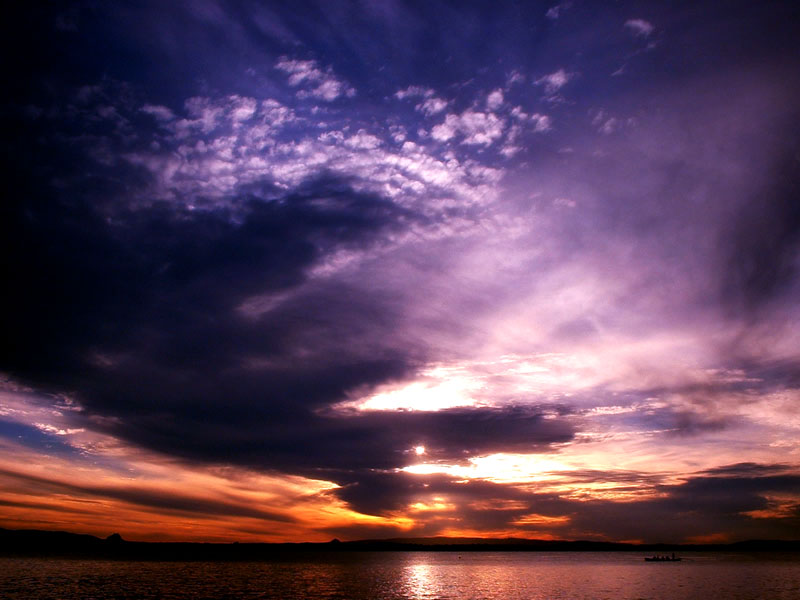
[2,551,799,599]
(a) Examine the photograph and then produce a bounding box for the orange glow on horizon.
[3,380,799,544]
[0,436,414,543]
[686,532,731,544]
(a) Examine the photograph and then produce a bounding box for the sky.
[1,0,800,544]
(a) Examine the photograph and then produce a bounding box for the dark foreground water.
[2,551,799,599]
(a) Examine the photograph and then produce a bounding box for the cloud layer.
[1,0,800,542]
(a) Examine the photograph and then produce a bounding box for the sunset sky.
[2,1,800,544]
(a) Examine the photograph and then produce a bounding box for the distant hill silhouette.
[1,528,799,561]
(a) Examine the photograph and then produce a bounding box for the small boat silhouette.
[644,553,681,562]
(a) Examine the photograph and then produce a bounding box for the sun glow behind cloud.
[403,453,574,483]
[340,365,487,412]
[335,353,619,415]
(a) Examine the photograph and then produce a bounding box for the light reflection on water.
[1,552,799,599]
[404,562,436,598]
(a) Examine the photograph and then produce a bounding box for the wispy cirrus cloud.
[625,18,654,37]
[545,2,572,20]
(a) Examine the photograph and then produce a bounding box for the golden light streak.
[468,499,529,511]
[742,495,800,520]
[511,513,570,526]
[435,527,561,540]
[0,435,408,542]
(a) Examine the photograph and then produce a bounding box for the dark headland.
[2,528,799,561]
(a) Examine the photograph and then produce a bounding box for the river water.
[1,551,799,599]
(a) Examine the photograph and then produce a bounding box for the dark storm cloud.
[1,110,439,475]
[1,171,423,410]
[2,173,413,377]
[1,107,574,483]
[89,403,574,483]
[322,405,575,469]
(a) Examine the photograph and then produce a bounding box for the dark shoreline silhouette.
[2,528,799,561]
